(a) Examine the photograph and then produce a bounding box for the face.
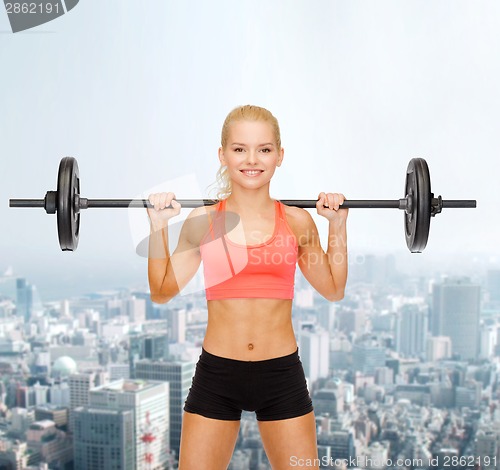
[218,120,284,192]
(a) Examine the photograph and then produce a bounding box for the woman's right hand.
[147,192,181,228]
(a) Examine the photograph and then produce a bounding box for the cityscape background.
[1,1,500,469]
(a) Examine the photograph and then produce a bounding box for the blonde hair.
[212,105,281,200]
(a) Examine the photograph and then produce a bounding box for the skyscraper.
[299,327,329,385]
[166,308,186,343]
[395,304,427,358]
[134,359,194,460]
[474,428,499,470]
[129,333,168,378]
[73,407,135,470]
[352,339,386,375]
[89,379,170,469]
[426,336,452,362]
[69,372,100,432]
[16,278,34,323]
[486,269,500,306]
[431,277,481,360]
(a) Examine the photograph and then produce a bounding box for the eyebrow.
[230,142,275,147]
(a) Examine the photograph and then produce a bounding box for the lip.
[240,169,264,177]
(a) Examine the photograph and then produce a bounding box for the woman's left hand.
[316,192,349,222]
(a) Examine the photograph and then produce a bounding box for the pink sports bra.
[200,199,298,300]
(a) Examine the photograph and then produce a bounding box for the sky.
[0,1,499,300]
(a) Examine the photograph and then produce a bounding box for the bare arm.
[147,193,205,303]
[289,193,348,301]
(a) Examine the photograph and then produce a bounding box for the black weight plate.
[57,157,80,251]
[404,158,431,253]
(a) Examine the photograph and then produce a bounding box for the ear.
[218,147,226,166]
[276,147,284,167]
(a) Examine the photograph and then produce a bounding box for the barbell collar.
[44,191,57,214]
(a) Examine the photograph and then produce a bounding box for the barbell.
[9,157,476,253]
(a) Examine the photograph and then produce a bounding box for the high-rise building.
[395,304,427,358]
[487,269,500,306]
[431,277,481,360]
[109,363,130,381]
[9,407,35,436]
[129,333,168,378]
[426,336,452,362]
[312,389,340,418]
[479,325,497,359]
[73,407,135,470]
[299,327,329,385]
[318,429,356,463]
[0,440,29,469]
[352,340,386,375]
[125,296,146,324]
[316,303,336,332]
[131,291,156,320]
[89,379,170,469]
[105,296,146,322]
[337,308,366,336]
[166,308,186,343]
[69,372,100,431]
[0,268,16,299]
[32,382,49,406]
[134,359,194,459]
[455,380,481,409]
[26,420,73,467]
[35,405,68,429]
[16,278,34,323]
[375,366,394,386]
[474,428,500,470]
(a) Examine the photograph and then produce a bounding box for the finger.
[171,199,181,212]
[153,194,162,211]
[317,192,327,209]
[164,192,177,210]
[327,193,336,211]
[149,193,159,211]
[332,193,341,211]
[166,192,176,208]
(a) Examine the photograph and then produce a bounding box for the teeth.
[242,170,262,176]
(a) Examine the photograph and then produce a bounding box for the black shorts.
[183,347,314,421]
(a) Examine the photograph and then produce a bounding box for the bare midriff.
[203,298,297,361]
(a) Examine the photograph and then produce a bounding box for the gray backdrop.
[0,1,498,299]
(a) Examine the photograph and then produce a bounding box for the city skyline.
[1,251,499,469]
[1,248,499,302]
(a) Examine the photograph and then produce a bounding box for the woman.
[147,105,348,469]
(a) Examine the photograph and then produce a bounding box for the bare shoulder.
[179,205,217,247]
[186,205,217,219]
[281,204,317,246]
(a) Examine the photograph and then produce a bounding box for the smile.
[240,170,264,177]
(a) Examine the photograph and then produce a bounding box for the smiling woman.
[214,105,283,200]
[146,104,348,469]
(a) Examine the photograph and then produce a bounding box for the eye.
[261,148,272,153]
[234,147,244,153]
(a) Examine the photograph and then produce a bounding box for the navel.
[248,343,254,350]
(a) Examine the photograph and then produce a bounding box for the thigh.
[258,411,319,470]
[178,411,240,470]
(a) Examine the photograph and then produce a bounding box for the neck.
[226,186,274,212]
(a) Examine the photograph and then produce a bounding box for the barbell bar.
[9,157,476,253]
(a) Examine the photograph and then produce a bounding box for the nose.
[246,150,258,165]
